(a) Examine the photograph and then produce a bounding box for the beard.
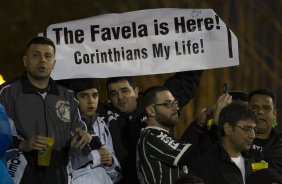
[155,110,179,128]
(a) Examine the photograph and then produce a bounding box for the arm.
[144,129,194,166]
[164,70,203,111]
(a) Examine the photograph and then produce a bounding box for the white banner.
[41,8,239,79]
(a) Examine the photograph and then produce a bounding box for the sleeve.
[179,122,218,165]
[0,103,12,155]
[69,146,95,170]
[71,100,87,133]
[146,130,192,166]
[0,84,26,151]
[164,70,203,111]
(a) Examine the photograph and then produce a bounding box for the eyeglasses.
[152,100,179,108]
[233,125,257,134]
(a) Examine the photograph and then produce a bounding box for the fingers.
[33,136,49,151]
[98,148,113,166]
[20,135,49,152]
[71,129,92,149]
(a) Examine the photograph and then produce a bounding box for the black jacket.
[249,129,282,174]
[190,144,253,184]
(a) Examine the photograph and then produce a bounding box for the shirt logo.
[156,131,179,149]
[55,100,71,122]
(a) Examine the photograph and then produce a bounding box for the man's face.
[23,44,56,80]
[76,88,99,117]
[107,79,139,113]
[153,91,179,128]
[248,94,276,135]
[228,119,256,152]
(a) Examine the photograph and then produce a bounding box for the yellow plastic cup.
[38,137,54,166]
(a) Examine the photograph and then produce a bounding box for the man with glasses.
[104,71,203,183]
[137,86,206,184]
[248,89,282,174]
[190,101,258,184]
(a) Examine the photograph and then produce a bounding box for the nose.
[87,96,95,103]
[39,54,47,62]
[172,104,179,112]
[117,92,123,100]
[249,130,256,140]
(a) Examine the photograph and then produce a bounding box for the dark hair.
[24,36,56,55]
[218,101,258,136]
[142,86,169,109]
[175,174,205,184]
[248,88,276,107]
[106,76,136,94]
[70,78,100,95]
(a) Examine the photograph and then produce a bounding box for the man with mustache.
[104,71,203,183]
[137,86,205,184]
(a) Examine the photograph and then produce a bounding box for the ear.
[52,59,56,70]
[223,123,232,136]
[146,105,155,117]
[273,108,277,117]
[134,87,139,98]
[23,56,27,68]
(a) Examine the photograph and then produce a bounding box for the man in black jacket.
[104,71,203,183]
[248,88,282,174]
[190,101,258,184]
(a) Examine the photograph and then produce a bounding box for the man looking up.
[0,37,91,184]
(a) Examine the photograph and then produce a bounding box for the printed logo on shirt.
[252,144,263,152]
[156,131,179,149]
[107,110,120,122]
[55,100,71,122]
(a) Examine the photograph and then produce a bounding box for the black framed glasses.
[233,125,257,134]
[152,100,179,108]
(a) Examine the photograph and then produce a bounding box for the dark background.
[0,0,281,135]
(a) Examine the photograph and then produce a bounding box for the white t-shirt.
[231,155,245,183]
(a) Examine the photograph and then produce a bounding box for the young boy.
[69,78,121,184]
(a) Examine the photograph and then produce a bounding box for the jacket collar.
[20,72,59,95]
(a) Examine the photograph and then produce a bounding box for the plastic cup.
[38,137,54,166]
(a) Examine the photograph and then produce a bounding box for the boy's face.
[76,88,99,117]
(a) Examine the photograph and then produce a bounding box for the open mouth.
[87,107,94,111]
[38,66,46,71]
